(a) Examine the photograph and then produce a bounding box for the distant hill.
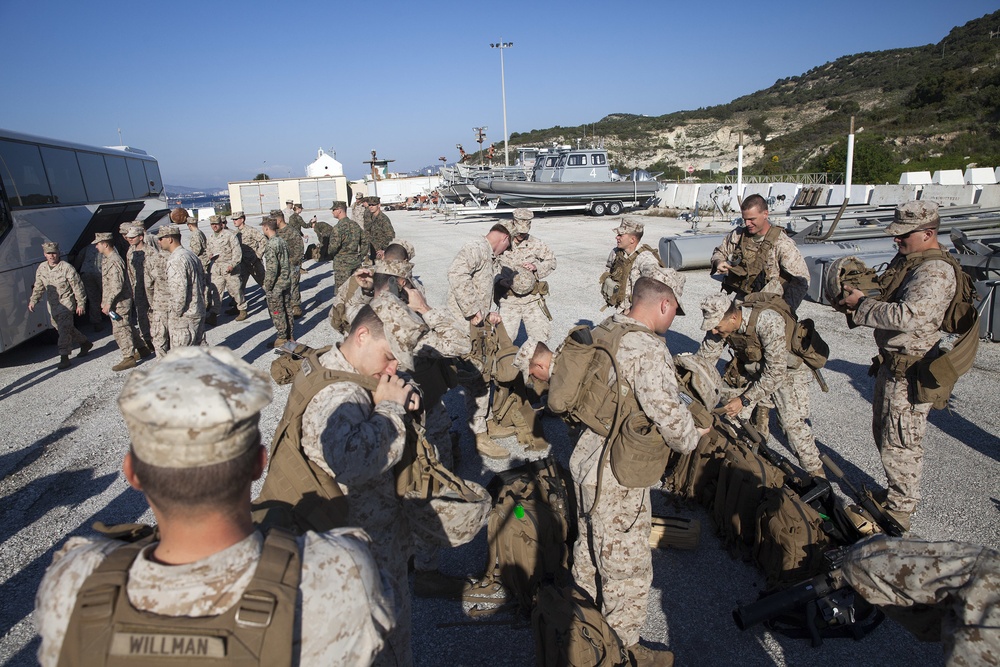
[506,10,1000,183]
[165,184,227,196]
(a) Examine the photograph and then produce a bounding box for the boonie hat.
[118,346,272,468]
[885,200,940,236]
[640,265,686,315]
[700,293,734,331]
[614,219,643,236]
[156,224,181,238]
[42,241,60,254]
[92,232,114,244]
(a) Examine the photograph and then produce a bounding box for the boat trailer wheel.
[591,202,607,216]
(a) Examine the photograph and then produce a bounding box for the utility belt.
[869,350,924,380]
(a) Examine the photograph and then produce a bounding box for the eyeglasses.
[892,229,929,240]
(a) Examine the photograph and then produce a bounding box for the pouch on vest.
[609,410,670,488]
[752,486,830,588]
[722,226,783,297]
[532,583,628,667]
[58,528,300,667]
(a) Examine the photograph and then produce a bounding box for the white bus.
[0,129,169,352]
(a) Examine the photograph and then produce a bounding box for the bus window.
[40,147,87,205]
[143,160,163,196]
[126,158,148,197]
[0,140,53,207]
[105,155,132,200]
[78,151,113,202]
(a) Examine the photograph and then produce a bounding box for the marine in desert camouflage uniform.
[94,232,139,371]
[496,208,557,343]
[185,216,210,271]
[568,270,701,666]
[365,197,395,260]
[206,215,246,323]
[603,220,661,313]
[299,306,424,666]
[157,225,207,347]
[261,217,293,346]
[274,210,304,318]
[710,193,810,312]
[836,535,999,667]
[328,200,367,289]
[143,228,171,357]
[124,225,153,354]
[232,211,266,291]
[446,223,513,459]
[28,242,91,369]
[352,194,372,231]
[696,292,823,476]
[72,242,103,329]
[840,201,957,530]
[34,346,394,667]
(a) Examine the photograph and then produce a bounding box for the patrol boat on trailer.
[473,146,659,214]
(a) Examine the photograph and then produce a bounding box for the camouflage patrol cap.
[512,209,533,235]
[640,264,686,315]
[368,196,381,205]
[513,338,539,380]
[186,217,199,225]
[513,208,534,222]
[209,215,222,224]
[156,224,181,238]
[271,209,285,220]
[511,268,536,296]
[613,219,643,236]
[42,241,60,254]
[232,211,245,219]
[285,199,293,205]
[395,239,415,260]
[92,232,114,244]
[700,293,734,331]
[293,203,303,210]
[330,200,347,211]
[885,200,940,236]
[118,346,272,468]
[125,225,144,239]
[374,258,413,280]
[368,292,427,372]
[119,222,133,234]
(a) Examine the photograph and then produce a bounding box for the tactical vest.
[726,292,829,371]
[874,248,979,409]
[253,349,365,533]
[599,244,659,309]
[58,529,300,667]
[721,225,783,297]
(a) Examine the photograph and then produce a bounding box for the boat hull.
[474,178,659,207]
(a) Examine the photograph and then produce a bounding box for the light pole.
[490,40,513,167]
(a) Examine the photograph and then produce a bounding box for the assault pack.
[59,526,300,667]
[599,244,661,309]
[731,291,830,372]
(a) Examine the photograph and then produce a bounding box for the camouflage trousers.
[133,295,152,348]
[80,273,103,325]
[52,311,88,356]
[266,288,293,342]
[149,309,169,357]
[412,399,453,572]
[240,256,265,291]
[332,261,360,294]
[110,306,137,359]
[746,365,822,474]
[873,364,931,514]
[209,267,246,316]
[840,535,1000,666]
[459,371,491,435]
[315,233,331,261]
[570,429,652,647]
[498,295,551,343]
[289,262,302,308]
[167,314,204,347]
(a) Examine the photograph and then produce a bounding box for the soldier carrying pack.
[599,244,661,310]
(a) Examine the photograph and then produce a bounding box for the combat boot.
[57,355,71,370]
[225,305,240,315]
[77,341,93,357]
[205,313,218,327]
[475,432,510,460]
[137,344,153,359]
[885,507,911,532]
[235,310,248,322]
[628,643,674,667]
[292,305,303,318]
[112,356,137,372]
[487,420,517,439]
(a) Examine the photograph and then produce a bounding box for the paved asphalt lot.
[1,209,997,666]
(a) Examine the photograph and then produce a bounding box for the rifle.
[820,454,905,537]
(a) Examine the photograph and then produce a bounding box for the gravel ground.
[1,209,997,666]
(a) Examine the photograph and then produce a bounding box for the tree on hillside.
[254,173,270,181]
[817,138,895,184]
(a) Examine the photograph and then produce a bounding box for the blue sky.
[2,0,995,186]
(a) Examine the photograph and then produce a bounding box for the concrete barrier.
[920,184,977,206]
[965,167,998,185]
[977,184,1000,208]
[696,184,740,216]
[769,183,799,213]
[870,184,918,207]
[827,184,873,206]
[932,170,965,185]
[899,171,933,185]
[655,184,678,208]
[674,183,699,209]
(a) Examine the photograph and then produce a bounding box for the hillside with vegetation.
[504,10,1000,184]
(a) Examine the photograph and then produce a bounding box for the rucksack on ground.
[532,583,628,667]
[753,486,831,588]
[714,444,785,560]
